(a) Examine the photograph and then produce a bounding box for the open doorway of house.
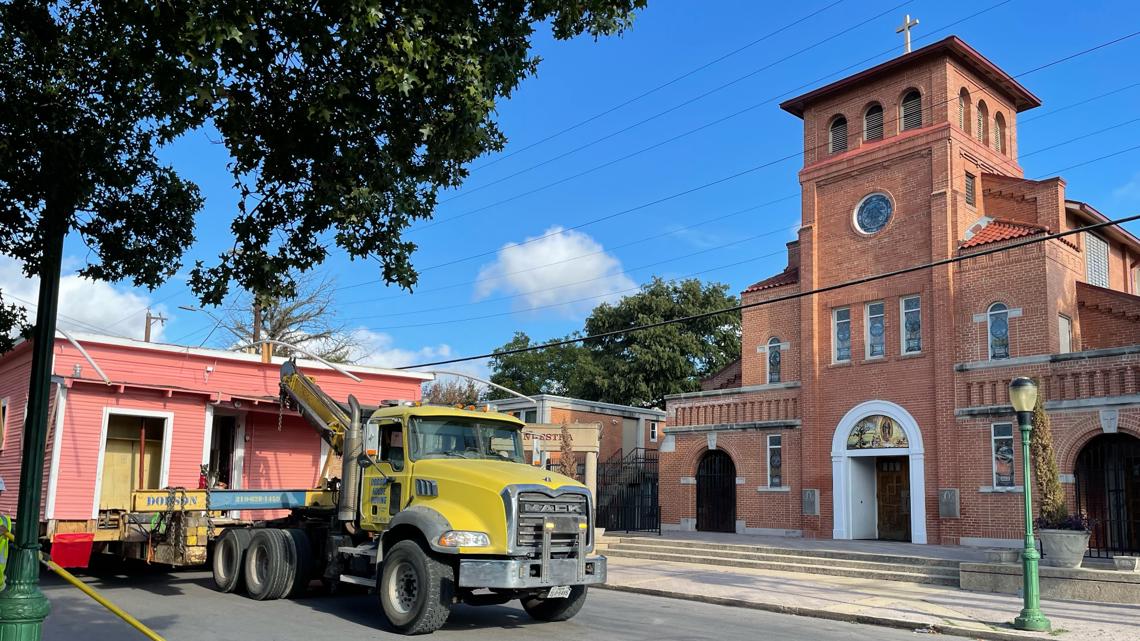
[99,414,166,511]
[208,415,238,489]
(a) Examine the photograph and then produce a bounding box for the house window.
[900,90,922,131]
[991,423,1016,488]
[0,398,7,450]
[767,337,782,384]
[767,434,782,488]
[833,307,851,363]
[901,296,921,354]
[965,173,976,207]
[988,302,1010,360]
[993,113,1006,154]
[649,421,658,443]
[513,409,537,423]
[829,116,848,153]
[864,104,883,141]
[1059,315,1072,354]
[1085,232,1109,288]
[865,302,885,358]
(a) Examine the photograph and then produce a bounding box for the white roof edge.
[493,393,666,417]
[57,332,434,381]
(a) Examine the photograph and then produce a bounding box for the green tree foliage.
[0,0,646,346]
[489,278,741,407]
[1030,387,1069,526]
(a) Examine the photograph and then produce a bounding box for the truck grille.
[516,492,589,557]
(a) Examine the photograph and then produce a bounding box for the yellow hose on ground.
[4,532,166,641]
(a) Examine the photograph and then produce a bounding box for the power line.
[357,139,1140,330]
[410,28,1140,272]
[440,0,914,204]
[463,0,851,175]
[333,79,1140,298]
[417,0,1017,232]
[396,212,1140,370]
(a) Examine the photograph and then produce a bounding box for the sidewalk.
[600,556,1140,641]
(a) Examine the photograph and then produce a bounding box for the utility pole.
[0,214,65,637]
[143,309,167,343]
[252,299,272,363]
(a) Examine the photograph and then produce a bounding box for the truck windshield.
[409,417,525,463]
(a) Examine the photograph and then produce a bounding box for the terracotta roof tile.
[743,266,798,293]
[960,218,1047,249]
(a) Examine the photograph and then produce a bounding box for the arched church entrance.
[831,400,927,544]
[1075,433,1140,557]
[696,450,736,533]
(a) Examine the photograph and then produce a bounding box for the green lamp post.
[1008,376,1050,632]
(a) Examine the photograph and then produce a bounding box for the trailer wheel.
[244,529,291,601]
[282,528,314,598]
[379,540,454,635]
[213,529,253,593]
[521,585,588,622]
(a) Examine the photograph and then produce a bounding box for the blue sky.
[9,0,1140,376]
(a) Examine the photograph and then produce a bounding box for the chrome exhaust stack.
[338,394,362,522]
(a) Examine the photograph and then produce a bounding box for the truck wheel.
[379,540,454,635]
[244,529,291,601]
[212,529,252,593]
[282,528,314,598]
[521,586,588,622]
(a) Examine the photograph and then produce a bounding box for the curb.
[596,583,1049,641]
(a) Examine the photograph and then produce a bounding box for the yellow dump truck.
[195,361,604,634]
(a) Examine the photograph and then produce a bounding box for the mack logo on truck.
[521,502,583,514]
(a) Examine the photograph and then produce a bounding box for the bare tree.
[218,272,362,362]
[422,377,483,406]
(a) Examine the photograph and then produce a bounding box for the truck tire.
[212,528,252,593]
[521,585,588,622]
[378,540,454,635]
[282,528,314,598]
[244,529,291,601]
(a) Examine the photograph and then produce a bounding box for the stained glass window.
[834,308,851,362]
[902,296,921,354]
[988,302,1009,360]
[992,423,1015,487]
[855,193,892,234]
[847,415,908,450]
[866,302,885,358]
[767,337,781,384]
[767,434,782,488]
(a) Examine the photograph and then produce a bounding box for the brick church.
[660,36,1140,554]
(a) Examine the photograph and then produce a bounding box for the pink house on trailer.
[0,333,430,538]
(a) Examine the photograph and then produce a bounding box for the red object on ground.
[50,533,96,568]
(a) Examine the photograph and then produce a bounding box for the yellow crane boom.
[279,360,352,456]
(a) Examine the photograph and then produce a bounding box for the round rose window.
[855,193,893,234]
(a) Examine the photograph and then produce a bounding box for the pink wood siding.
[0,336,426,522]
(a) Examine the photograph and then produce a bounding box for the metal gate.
[1075,433,1140,558]
[696,450,736,533]
[596,448,659,533]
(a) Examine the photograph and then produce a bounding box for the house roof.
[47,332,434,381]
[1066,200,1140,251]
[743,266,799,294]
[960,218,1048,249]
[780,36,1041,118]
[491,394,666,418]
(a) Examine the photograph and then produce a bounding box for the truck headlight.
[437,530,491,548]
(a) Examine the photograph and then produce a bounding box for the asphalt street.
[41,568,927,640]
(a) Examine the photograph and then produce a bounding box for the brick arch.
[682,439,744,477]
[1059,414,1140,473]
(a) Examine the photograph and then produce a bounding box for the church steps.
[604,537,961,568]
[603,540,961,586]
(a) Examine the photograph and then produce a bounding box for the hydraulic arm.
[279,360,352,456]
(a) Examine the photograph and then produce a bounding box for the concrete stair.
[602,536,961,587]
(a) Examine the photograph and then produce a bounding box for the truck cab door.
[360,419,408,532]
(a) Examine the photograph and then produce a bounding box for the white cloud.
[0,257,165,341]
[474,227,635,315]
[345,327,490,382]
[1112,171,1140,203]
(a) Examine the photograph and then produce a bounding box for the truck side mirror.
[357,452,372,468]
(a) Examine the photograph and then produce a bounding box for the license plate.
[545,586,572,599]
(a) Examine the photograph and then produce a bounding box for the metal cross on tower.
[896,14,919,54]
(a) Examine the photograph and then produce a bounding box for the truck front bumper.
[458,555,607,589]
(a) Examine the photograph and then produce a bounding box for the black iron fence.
[597,448,660,534]
[1074,433,1140,558]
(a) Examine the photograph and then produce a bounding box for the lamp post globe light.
[1008,376,1051,632]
